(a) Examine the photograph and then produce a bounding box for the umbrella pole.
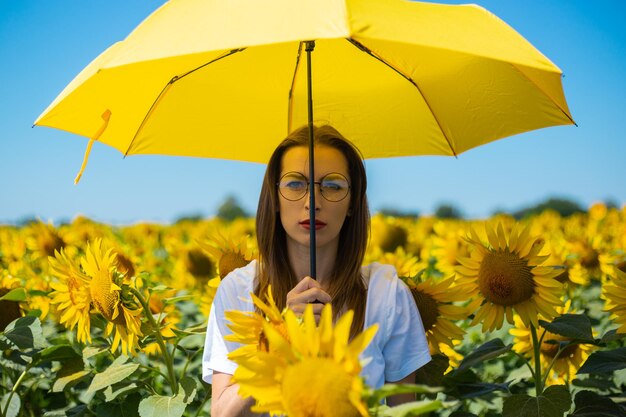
[305,40,316,279]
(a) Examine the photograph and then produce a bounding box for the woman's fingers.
[286,277,332,306]
[286,277,332,323]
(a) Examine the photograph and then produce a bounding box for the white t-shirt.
[202,260,431,389]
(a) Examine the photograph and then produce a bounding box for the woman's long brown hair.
[255,124,369,338]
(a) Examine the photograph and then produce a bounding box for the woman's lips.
[299,220,326,230]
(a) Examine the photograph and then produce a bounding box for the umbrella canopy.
[35,0,574,164]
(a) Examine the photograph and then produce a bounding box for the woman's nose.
[304,185,322,211]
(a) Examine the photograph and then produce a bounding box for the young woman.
[203,125,431,416]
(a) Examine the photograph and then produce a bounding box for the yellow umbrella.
[34,0,574,275]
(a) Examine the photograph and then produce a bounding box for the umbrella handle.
[305,41,317,281]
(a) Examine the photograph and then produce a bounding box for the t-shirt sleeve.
[202,271,253,384]
[382,277,431,382]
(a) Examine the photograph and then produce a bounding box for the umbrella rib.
[123,48,246,157]
[510,63,576,126]
[346,38,457,157]
[287,42,305,135]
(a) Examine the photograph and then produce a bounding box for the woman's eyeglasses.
[277,172,350,202]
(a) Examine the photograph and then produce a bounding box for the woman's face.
[278,145,351,251]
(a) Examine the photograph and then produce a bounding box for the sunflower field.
[1,203,625,417]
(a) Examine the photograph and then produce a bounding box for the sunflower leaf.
[600,329,626,344]
[502,385,571,417]
[138,393,185,417]
[369,383,442,404]
[454,339,512,373]
[52,370,91,392]
[0,393,20,417]
[2,316,45,350]
[381,399,444,417]
[33,344,81,365]
[539,314,594,342]
[95,393,141,417]
[86,356,139,395]
[577,348,626,375]
[0,288,26,301]
[569,390,626,417]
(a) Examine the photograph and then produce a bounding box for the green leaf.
[1,393,21,417]
[453,382,510,399]
[34,344,81,364]
[369,383,442,404]
[601,329,626,344]
[179,376,198,404]
[539,314,594,342]
[52,370,91,392]
[381,399,443,417]
[0,288,26,301]
[65,404,89,417]
[138,394,185,417]
[569,390,626,417]
[577,348,626,375]
[3,316,45,350]
[95,393,141,417]
[86,356,139,394]
[502,385,571,417]
[104,383,139,402]
[82,345,109,360]
[454,339,512,373]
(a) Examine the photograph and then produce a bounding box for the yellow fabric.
[35,0,574,164]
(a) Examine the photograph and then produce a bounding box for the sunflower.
[455,222,564,332]
[230,303,377,417]
[199,276,221,318]
[0,271,23,331]
[26,221,67,260]
[197,233,255,279]
[601,267,626,334]
[401,274,467,353]
[429,221,470,278]
[82,239,143,355]
[49,248,93,343]
[225,287,287,359]
[510,300,595,385]
[365,246,423,278]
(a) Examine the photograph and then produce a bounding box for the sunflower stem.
[530,324,544,395]
[2,365,30,417]
[129,286,178,395]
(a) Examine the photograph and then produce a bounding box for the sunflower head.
[230,302,377,417]
[81,239,143,354]
[27,222,66,259]
[456,222,564,331]
[197,234,254,278]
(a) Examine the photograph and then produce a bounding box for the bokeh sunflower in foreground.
[455,222,564,331]
[225,287,286,360]
[602,267,626,334]
[510,300,596,385]
[229,299,378,417]
[49,239,143,355]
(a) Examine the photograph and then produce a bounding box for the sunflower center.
[90,270,121,322]
[185,249,215,278]
[41,233,65,258]
[282,358,359,417]
[411,289,439,332]
[478,250,535,305]
[219,251,248,279]
[540,332,578,359]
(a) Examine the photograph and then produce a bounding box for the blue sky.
[1,1,624,224]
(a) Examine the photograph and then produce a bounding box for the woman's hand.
[286,276,332,322]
